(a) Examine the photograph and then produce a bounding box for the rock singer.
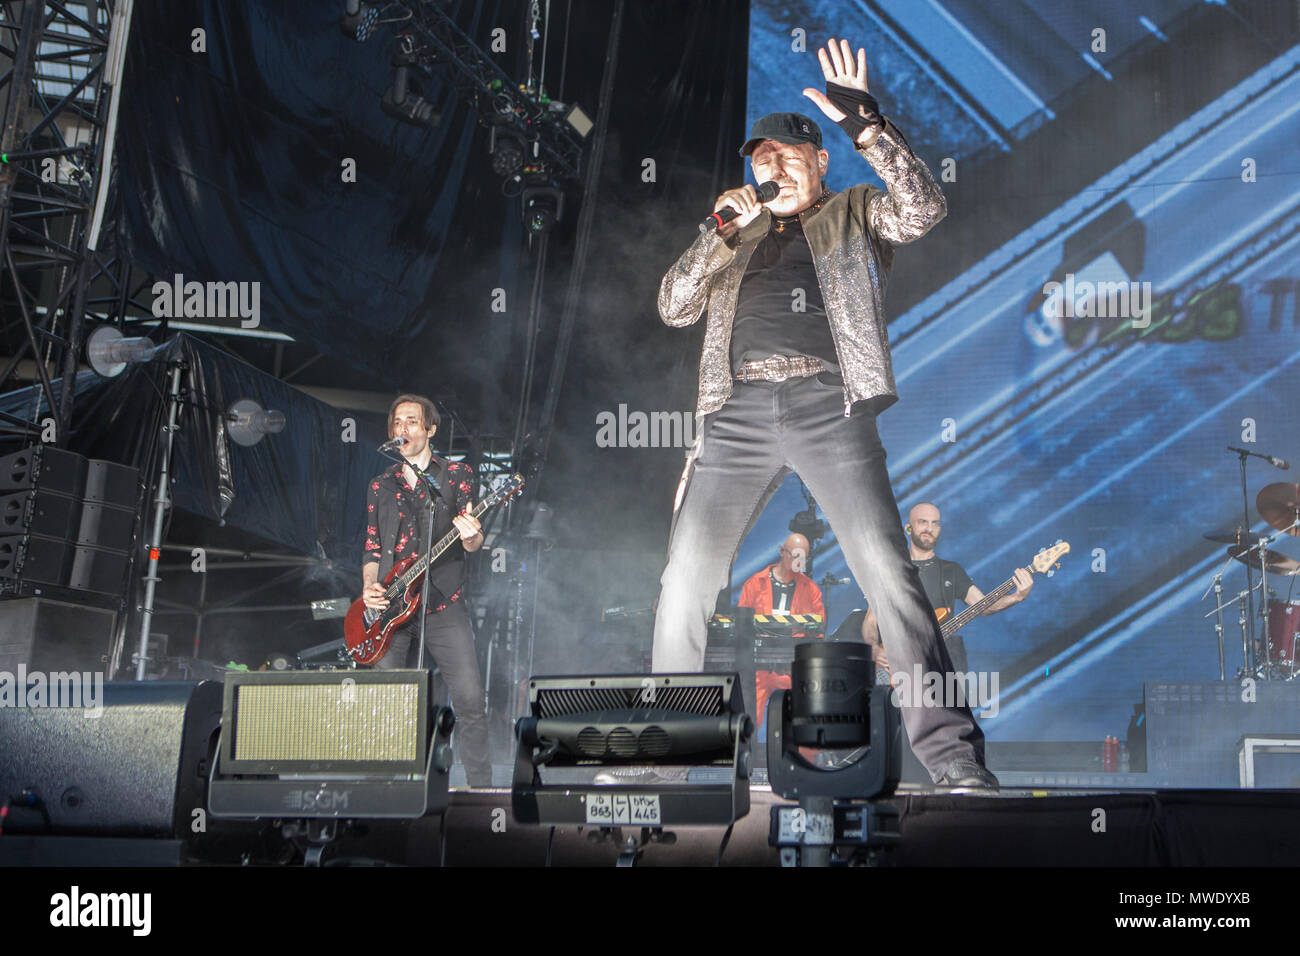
[653,37,995,789]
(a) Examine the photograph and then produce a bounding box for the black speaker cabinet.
[0,681,222,838]
[0,597,118,674]
[0,489,80,540]
[0,446,86,496]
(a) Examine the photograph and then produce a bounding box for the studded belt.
[733,354,827,383]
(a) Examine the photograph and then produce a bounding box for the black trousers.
[652,374,985,781]
[375,601,493,787]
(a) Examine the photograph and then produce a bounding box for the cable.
[545,825,555,866]
[439,806,448,867]
[557,0,571,103]
[714,821,736,867]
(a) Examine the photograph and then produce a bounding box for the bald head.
[780,533,810,575]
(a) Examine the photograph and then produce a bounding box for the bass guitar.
[936,540,1069,640]
[344,473,525,664]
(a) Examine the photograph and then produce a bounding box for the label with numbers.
[585,792,662,826]
[803,812,834,845]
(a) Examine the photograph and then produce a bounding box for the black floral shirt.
[363,459,477,613]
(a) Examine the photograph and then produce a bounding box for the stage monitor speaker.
[0,680,222,838]
[0,445,86,496]
[0,596,117,674]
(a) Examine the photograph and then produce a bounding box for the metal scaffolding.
[0,0,129,445]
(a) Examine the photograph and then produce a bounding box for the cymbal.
[1257,483,1300,536]
[1204,528,1249,545]
[1227,545,1300,574]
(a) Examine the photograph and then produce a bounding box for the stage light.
[381,63,440,129]
[522,184,564,234]
[765,642,903,866]
[340,0,381,42]
[512,673,752,829]
[208,669,454,820]
[226,398,286,447]
[766,641,901,799]
[490,123,526,178]
[85,325,154,378]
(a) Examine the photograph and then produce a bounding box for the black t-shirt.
[913,557,974,614]
[770,571,796,613]
[730,216,838,371]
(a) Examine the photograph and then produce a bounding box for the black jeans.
[376,601,493,787]
[652,374,985,781]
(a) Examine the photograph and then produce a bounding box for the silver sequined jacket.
[658,119,946,419]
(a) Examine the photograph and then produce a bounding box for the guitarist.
[360,394,492,788]
[863,502,1033,673]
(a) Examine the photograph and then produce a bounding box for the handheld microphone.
[378,436,408,452]
[700,180,781,233]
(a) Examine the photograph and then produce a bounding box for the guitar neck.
[389,498,489,596]
[941,572,1023,637]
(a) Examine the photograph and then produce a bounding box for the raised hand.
[801,37,870,124]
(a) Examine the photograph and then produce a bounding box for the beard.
[909,529,938,550]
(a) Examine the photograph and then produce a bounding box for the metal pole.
[1239,453,1256,673]
[135,360,185,680]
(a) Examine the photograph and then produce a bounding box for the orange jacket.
[737,565,825,619]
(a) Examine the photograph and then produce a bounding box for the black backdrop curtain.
[116,0,506,376]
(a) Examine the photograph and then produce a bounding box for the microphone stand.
[1234,448,1258,674]
[404,454,444,673]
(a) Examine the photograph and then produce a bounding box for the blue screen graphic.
[739,0,1300,746]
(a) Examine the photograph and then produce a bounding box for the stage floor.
[5,779,1298,868]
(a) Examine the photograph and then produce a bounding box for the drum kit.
[1203,481,1300,681]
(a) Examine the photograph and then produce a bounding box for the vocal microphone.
[378,436,408,452]
[700,180,781,233]
[1227,445,1289,470]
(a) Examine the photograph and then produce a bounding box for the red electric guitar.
[344,473,525,664]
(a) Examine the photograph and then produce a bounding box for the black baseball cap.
[739,112,823,158]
